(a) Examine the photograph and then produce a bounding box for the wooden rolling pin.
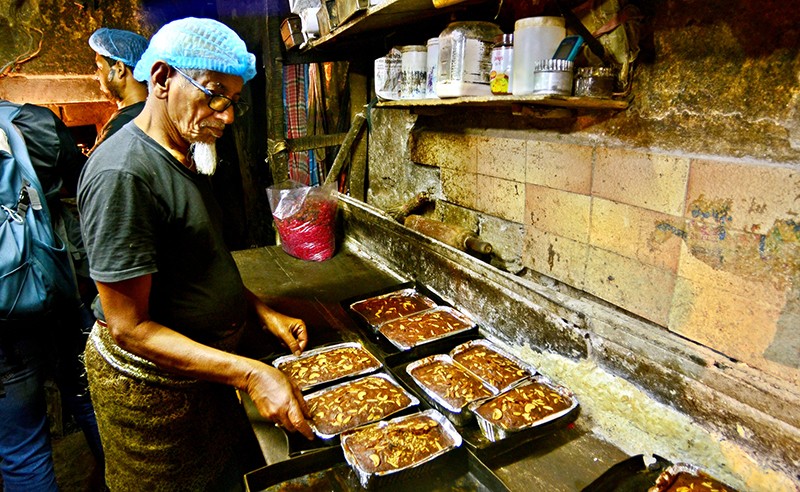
[404,215,492,255]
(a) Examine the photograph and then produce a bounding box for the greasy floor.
[52,429,101,492]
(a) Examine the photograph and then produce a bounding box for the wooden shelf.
[297,0,631,114]
[376,93,632,110]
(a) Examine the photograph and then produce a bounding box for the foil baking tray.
[649,462,739,492]
[468,375,579,443]
[272,341,382,392]
[450,339,537,393]
[377,306,477,351]
[406,354,498,426]
[340,408,463,490]
[349,287,438,331]
[304,372,420,441]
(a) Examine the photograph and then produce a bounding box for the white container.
[425,37,440,99]
[512,16,565,96]
[400,45,427,99]
[374,48,401,100]
[300,6,321,39]
[436,21,502,98]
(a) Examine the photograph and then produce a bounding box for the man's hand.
[245,289,308,356]
[263,311,307,356]
[244,360,314,440]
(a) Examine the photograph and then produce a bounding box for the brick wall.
[408,131,799,383]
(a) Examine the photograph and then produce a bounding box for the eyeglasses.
[173,66,249,117]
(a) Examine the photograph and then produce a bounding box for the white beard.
[191,142,218,176]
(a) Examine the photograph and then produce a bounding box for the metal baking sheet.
[406,354,498,426]
[469,375,579,443]
[340,408,463,489]
[304,372,420,441]
[450,339,537,393]
[349,287,438,331]
[244,444,509,492]
[378,306,477,351]
[272,341,382,392]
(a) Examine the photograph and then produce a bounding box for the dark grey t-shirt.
[78,123,247,343]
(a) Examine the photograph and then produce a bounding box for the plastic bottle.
[435,21,503,98]
[512,17,566,96]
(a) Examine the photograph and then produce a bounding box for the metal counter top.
[233,245,629,491]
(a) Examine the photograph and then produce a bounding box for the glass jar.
[436,21,503,98]
[574,66,615,98]
[490,34,513,95]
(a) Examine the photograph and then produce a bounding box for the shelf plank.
[376,94,632,110]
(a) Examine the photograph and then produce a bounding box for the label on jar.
[439,37,493,85]
[490,45,513,95]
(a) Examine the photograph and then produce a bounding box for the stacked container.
[511,17,566,96]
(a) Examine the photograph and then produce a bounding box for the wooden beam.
[285,133,347,152]
[324,112,366,186]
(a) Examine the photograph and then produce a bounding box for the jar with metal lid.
[436,21,503,98]
[490,33,513,95]
[574,66,615,98]
[532,59,574,96]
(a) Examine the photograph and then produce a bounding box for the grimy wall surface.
[366,1,799,489]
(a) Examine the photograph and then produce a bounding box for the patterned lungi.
[85,321,256,491]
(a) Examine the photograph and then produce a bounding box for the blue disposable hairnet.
[89,28,149,68]
[133,17,256,83]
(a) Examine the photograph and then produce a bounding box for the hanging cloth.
[282,64,310,184]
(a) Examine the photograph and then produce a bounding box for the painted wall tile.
[669,243,793,377]
[584,246,677,326]
[477,175,525,223]
[441,167,477,210]
[590,197,683,273]
[594,148,690,216]
[526,140,593,194]
[409,131,477,172]
[687,158,800,234]
[523,227,588,288]
[526,183,591,243]
[477,137,526,182]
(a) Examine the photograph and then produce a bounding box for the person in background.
[78,17,313,490]
[0,99,104,491]
[88,27,149,152]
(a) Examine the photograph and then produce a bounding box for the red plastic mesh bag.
[267,181,338,261]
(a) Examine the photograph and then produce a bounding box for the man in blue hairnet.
[87,27,149,152]
[78,18,313,490]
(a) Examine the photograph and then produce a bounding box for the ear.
[150,61,171,99]
[113,60,126,78]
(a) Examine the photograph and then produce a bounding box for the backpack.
[0,102,77,321]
